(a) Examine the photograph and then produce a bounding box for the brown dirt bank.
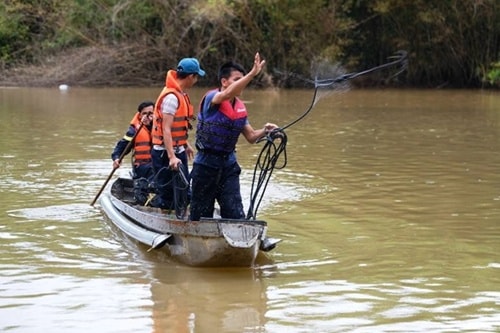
[0,45,170,88]
[0,45,277,89]
[0,45,406,89]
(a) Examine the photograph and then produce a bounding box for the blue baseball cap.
[177,58,206,76]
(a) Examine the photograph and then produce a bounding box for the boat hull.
[99,178,280,267]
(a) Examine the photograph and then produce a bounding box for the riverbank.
[1,45,496,90]
[0,46,163,88]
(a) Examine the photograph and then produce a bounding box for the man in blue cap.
[150,57,205,217]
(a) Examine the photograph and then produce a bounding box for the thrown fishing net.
[275,59,352,130]
[248,51,408,219]
[310,59,352,106]
[275,50,408,130]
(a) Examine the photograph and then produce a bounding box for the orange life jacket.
[130,113,152,166]
[152,70,194,148]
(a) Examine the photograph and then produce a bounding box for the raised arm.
[212,52,266,105]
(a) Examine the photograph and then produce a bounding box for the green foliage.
[0,2,32,65]
[345,0,500,87]
[486,62,500,87]
[0,0,498,88]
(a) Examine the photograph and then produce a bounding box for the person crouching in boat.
[111,101,155,205]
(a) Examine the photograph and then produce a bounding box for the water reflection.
[148,266,267,333]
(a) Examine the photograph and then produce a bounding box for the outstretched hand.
[264,122,278,132]
[249,52,266,77]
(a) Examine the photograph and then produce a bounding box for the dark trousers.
[189,161,244,221]
[133,163,153,180]
[132,163,154,205]
[150,149,190,216]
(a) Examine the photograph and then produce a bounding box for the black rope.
[281,87,318,131]
[278,50,408,131]
[246,129,287,220]
[151,166,189,218]
[313,50,408,87]
[246,50,408,220]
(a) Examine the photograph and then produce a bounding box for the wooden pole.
[90,122,145,206]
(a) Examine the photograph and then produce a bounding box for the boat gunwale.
[109,178,269,238]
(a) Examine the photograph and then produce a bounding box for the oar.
[90,122,145,206]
